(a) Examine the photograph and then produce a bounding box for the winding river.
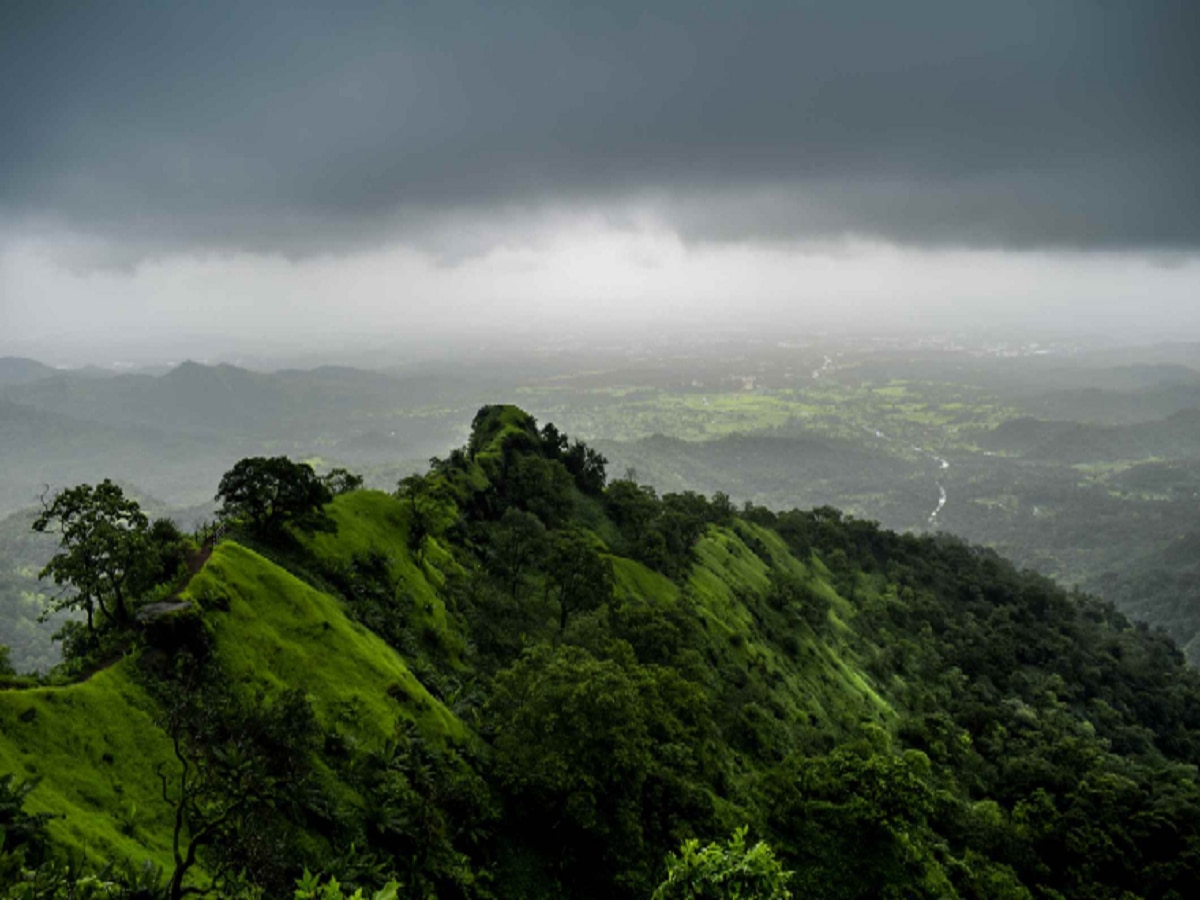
[862,426,950,526]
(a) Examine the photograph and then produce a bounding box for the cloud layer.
[3,0,1197,258]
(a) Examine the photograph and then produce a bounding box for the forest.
[3,404,1200,899]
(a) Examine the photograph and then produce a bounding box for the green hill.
[3,404,1200,899]
[0,536,468,889]
[1093,529,1200,666]
[1,361,480,450]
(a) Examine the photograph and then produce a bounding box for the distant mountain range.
[596,429,929,528]
[0,397,230,514]
[0,357,508,516]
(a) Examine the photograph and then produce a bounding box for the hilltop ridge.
[3,405,1200,898]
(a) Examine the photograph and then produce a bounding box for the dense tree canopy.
[215,456,333,539]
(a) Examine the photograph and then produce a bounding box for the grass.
[182,541,468,748]
[0,520,473,875]
[1,434,913,880]
[0,494,476,876]
[301,490,467,665]
[599,515,894,737]
[683,525,894,733]
[611,557,680,604]
[0,661,177,870]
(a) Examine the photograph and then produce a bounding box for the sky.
[2,1,1198,364]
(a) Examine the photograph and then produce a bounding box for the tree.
[562,439,608,495]
[32,479,155,632]
[215,457,333,540]
[605,480,661,549]
[486,507,547,600]
[539,422,569,459]
[157,676,319,899]
[485,640,717,894]
[486,644,653,889]
[505,454,575,528]
[322,467,364,496]
[396,475,456,566]
[652,828,792,900]
[766,571,830,633]
[544,528,613,631]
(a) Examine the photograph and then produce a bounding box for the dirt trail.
[181,544,214,585]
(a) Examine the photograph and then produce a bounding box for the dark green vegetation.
[215,457,334,540]
[4,405,1200,898]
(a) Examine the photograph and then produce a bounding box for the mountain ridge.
[3,404,1200,897]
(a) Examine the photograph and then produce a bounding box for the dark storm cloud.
[2,0,1197,256]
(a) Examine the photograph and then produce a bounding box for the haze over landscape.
[5,3,1200,899]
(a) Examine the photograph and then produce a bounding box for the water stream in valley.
[862,426,950,526]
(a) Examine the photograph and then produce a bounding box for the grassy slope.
[0,528,470,872]
[300,490,466,666]
[614,517,891,742]
[0,662,177,869]
[688,522,893,730]
[183,539,467,747]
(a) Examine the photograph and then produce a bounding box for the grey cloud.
[1,0,1198,258]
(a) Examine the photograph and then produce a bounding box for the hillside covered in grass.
[4,404,1200,899]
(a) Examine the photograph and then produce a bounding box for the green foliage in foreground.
[652,828,791,900]
[4,405,1200,899]
[0,661,178,869]
[294,870,400,899]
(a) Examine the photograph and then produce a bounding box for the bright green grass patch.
[0,661,177,870]
[689,526,772,611]
[683,525,893,732]
[183,542,467,748]
[732,521,810,580]
[611,557,680,605]
[302,491,466,664]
